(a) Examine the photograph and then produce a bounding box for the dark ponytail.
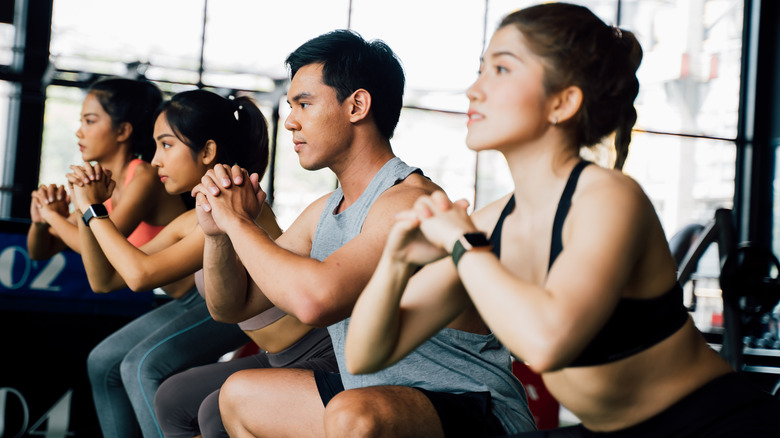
[500,3,643,170]
[88,77,163,162]
[155,90,270,178]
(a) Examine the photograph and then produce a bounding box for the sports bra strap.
[489,195,515,257]
[549,160,591,269]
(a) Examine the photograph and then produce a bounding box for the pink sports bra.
[104,159,165,247]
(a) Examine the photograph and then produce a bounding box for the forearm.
[345,253,416,374]
[78,218,128,292]
[27,223,64,260]
[223,216,329,325]
[45,213,82,254]
[456,251,568,371]
[202,233,250,323]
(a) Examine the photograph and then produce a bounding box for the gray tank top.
[311,157,535,434]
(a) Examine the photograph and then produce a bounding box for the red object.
[512,360,560,430]
[231,341,260,360]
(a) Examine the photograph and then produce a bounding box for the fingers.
[198,170,223,196]
[430,190,455,211]
[68,165,90,186]
[249,172,260,192]
[231,165,245,185]
[194,191,212,212]
[212,164,236,190]
[413,195,435,219]
[452,198,470,212]
[56,185,68,202]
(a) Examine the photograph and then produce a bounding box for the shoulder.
[375,171,442,210]
[571,165,655,232]
[125,160,160,186]
[282,191,334,240]
[577,166,648,209]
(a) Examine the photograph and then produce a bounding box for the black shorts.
[313,370,507,437]
[505,372,780,438]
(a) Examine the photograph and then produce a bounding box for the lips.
[467,110,484,125]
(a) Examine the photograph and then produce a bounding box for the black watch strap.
[82,204,109,226]
[451,232,491,267]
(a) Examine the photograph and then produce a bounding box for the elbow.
[521,343,573,374]
[122,266,158,293]
[293,296,342,327]
[28,251,46,261]
[205,301,247,324]
[523,356,560,374]
[345,351,391,375]
[209,310,243,325]
[125,278,151,293]
[345,357,374,375]
[88,280,114,294]
[344,343,386,375]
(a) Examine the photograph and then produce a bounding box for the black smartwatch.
[451,232,491,267]
[82,204,109,226]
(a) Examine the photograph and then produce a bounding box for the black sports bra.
[489,161,689,367]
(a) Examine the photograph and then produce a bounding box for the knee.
[118,354,138,387]
[324,391,383,438]
[154,374,182,419]
[86,343,115,382]
[197,390,225,436]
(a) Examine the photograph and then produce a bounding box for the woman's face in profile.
[465,26,551,153]
[151,114,208,195]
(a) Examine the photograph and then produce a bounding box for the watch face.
[82,204,109,226]
[91,204,108,217]
[463,232,490,248]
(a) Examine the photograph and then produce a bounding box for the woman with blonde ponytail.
[342,3,780,437]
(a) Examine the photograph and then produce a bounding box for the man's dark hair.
[286,29,405,140]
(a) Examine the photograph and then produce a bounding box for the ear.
[201,140,218,166]
[347,89,372,123]
[116,122,133,143]
[548,86,583,126]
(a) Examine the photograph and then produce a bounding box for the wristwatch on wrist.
[82,204,109,226]
[451,231,492,267]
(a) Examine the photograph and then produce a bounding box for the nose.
[466,79,481,102]
[76,124,84,139]
[284,112,298,132]
[150,147,162,168]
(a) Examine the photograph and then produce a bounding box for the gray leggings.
[154,327,337,438]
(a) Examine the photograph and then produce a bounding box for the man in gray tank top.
[191,30,534,437]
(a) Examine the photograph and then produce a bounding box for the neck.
[503,135,580,209]
[330,137,395,212]
[96,145,134,189]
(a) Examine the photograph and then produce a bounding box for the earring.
[552,116,558,126]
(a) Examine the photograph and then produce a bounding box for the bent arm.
[27,185,78,258]
[203,203,281,323]
[456,180,651,372]
[27,214,73,259]
[80,211,203,293]
[345,248,469,374]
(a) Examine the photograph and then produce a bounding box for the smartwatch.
[82,204,109,226]
[451,232,491,267]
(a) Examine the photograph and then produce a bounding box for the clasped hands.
[387,191,478,267]
[30,162,114,224]
[65,162,115,213]
[190,164,266,236]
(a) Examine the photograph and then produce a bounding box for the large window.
[21,0,747,239]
